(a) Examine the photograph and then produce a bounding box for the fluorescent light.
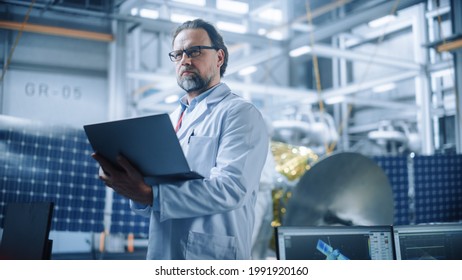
[257,28,267,36]
[170,13,196,23]
[291,23,314,32]
[238,66,257,76]
[130,8,138,16]
[139,8,159,19]
[258,8,283,23]
[325,96,346,104]
[217,0,249,14]
[289,46,312,57]
[266,30,284,40]
[173,0,206,6]
[217,21,247,34]
[372,83,396,93]
[368,15,396,28]
[164,95,179,104]
[345,38,360,47]
[432,68,453,78]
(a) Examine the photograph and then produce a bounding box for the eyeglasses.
[168,45,218,62]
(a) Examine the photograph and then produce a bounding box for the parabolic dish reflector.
[284,152,394,226]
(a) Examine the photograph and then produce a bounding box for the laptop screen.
[393,223,462,260]
[275,226,395,260]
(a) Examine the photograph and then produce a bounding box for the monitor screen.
[0,202,54,260]
[393,223,462,260]
[275,226,395,260]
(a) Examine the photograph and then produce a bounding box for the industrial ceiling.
[1,0,460,156]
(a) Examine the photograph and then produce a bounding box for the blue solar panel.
[373,156,410,225]
[0,116,105,232]
[111,193,149,237]
[414,155,462,223]
[373,155,462,225]
[1,115,461,236]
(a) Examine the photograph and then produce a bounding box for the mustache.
[179,66,197,75]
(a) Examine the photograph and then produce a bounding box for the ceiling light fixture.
[257,28,267,35]
[325,96,346,104]
[172,0,206,6]
[238,66,257,76]
[432,68,453,78]
[139,8,159,19]
[258,8,283,23]
[266,30,284,40]
[217,21,247,34]
[217,0,249,14]
[368,15,396,28]
[289,46,312,57]
[170,13,196,23]
[372,83,396,93]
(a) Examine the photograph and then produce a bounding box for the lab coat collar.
[171,83,231,138]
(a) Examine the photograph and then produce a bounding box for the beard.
[177,68,213,93]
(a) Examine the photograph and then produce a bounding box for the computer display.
[275,226,395,260]
[393,223,462,260]
[0,202,54,260]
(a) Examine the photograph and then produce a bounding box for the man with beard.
[92,19,268,259]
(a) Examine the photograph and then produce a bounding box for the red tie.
[175,110,185,133]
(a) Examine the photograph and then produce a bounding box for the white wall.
[1,32,109,127]
[3,69,108,127]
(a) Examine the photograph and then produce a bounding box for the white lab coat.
[251,146,277,259]
[131,83,268,259]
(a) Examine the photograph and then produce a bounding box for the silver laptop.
[83,113,203,183]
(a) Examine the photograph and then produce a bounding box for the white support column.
[451,0,462,153]
[339,34,350,152]
[413,3,434,155]
[130,25,141,114]
[0,30,8,113]
[104,19,128,235]
[108,20,128,121]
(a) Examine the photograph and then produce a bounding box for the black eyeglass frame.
[168,45,218,62]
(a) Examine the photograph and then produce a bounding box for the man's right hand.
[92,153,153,206]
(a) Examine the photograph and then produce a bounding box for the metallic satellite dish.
[284,152,394,227]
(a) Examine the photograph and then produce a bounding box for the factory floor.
[51,248,148,260]
[51,248,277,260]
